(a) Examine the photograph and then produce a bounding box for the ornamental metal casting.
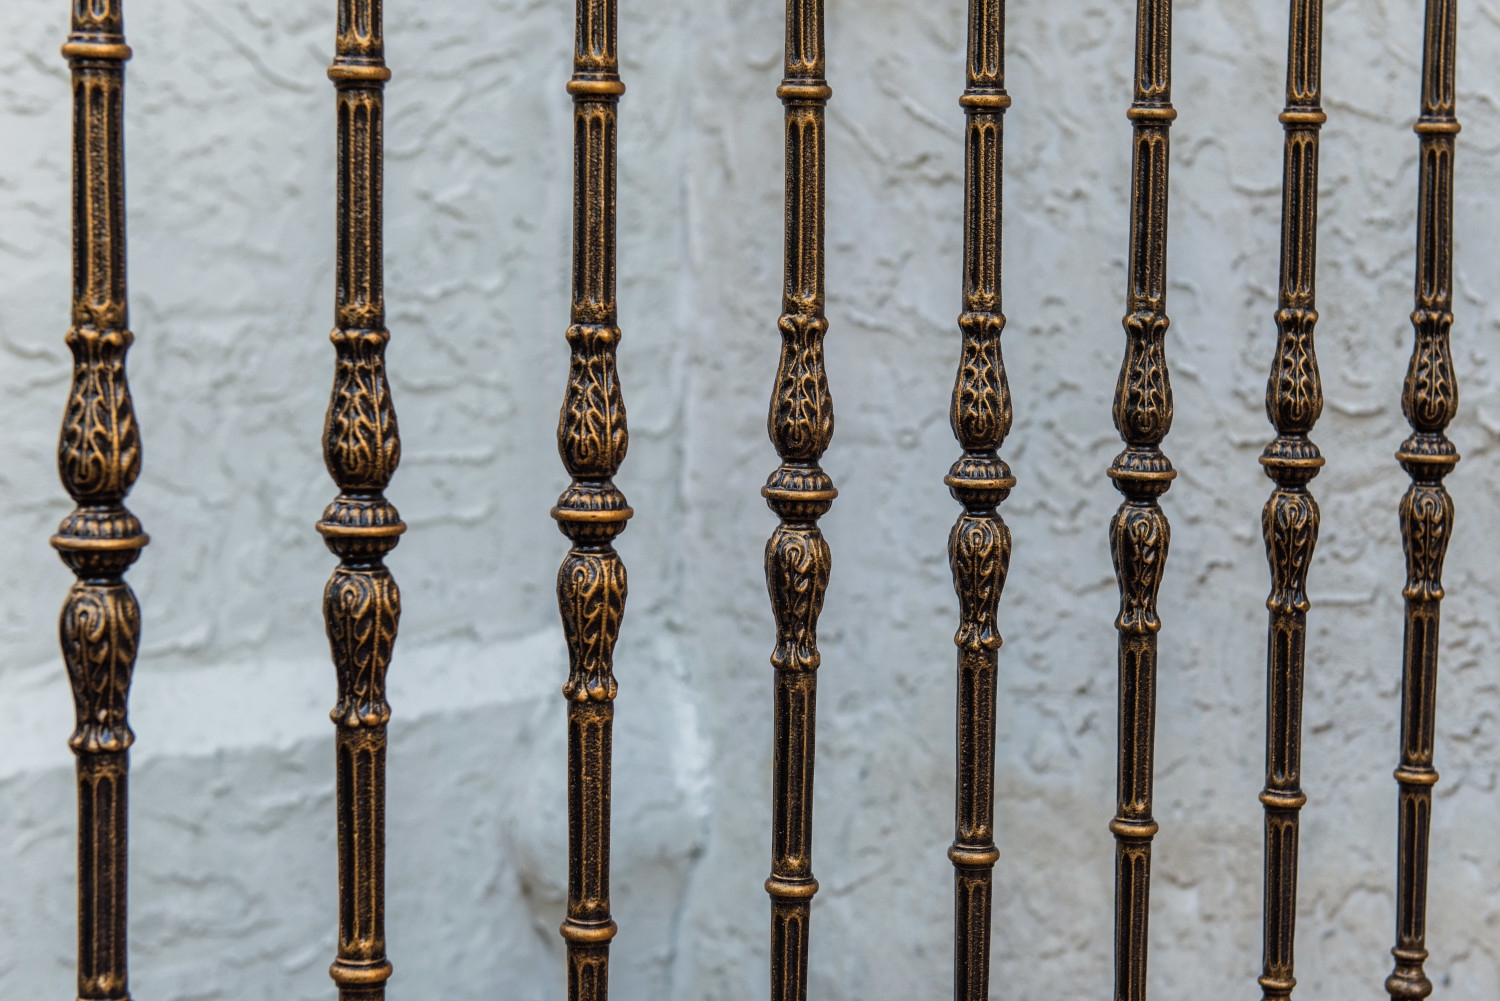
[763,1,836,999]
[947,2,1014,1000]
[553,0,631,998]
[320,2,403,997]
[56,4,146,1000]
[1387,2,1460,998]
[1108,3,1176,1001]
[1257,3,1325,999]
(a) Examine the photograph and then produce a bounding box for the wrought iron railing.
[37,1,1470,1000]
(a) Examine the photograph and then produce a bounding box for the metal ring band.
[551,506,635,524]
[1126,105,1178,122]
[315,521,408,538]
[51,533,150,552]
[1259,789,1309,810]
[559,919,619,944]
[1394,766,1440,786]
[567,78,626,97]
[764,876,820,900]
[61,41,132,61]
[777,82,833,102]
[328,961,394,986]
[1108,817,1160,840]
[1279,109,1327,125]
[947,844,1001,868]
[1413,119,1461,135]
[959,91,1012,110]
[327,64,392,82]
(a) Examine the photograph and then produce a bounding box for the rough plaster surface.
[2,0,1499,998]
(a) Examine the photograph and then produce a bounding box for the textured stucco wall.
[2,1,1498,998]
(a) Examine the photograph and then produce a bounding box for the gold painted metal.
[1108,3,1175,1000]
[1257,4,1325,1000]
[763,2,834,999]
[947,1,1012,999]
[55,4,145,999]
[554,1,630,999]
[1386,2,1460,998]
[320,2,402,997]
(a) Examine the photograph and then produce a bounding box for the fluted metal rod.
[1107,3,1175,1001]
[320,2,403,997]
[55,4,146,1000]
[553,1,631,999]
[1386,2,1460,998]
[763,1,835,999]
[946,1,1013,999]
[1256,4,1326,1000]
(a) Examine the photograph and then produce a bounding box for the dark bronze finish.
[553,1,630,999]
[55,4,145,1000]
[1386,2,1460,997]
[947,2,1013,1000]
[1108,3,1175,1001]
[320,2,402,997]
[1257,4,1326,1000]
[763,2,834,999]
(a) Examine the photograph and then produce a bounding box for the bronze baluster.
[1386,1,1460,997]
[1257,4,1326,1000]
[320,2,402,997]
[554,0,631,999]
[946,1,1013,1000]
[55,4,146,1000]
[1108,2,1175,1001]
[763,2,834,1000]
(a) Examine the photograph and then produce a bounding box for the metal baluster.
[763,1,834,999]
[55,4,146,1000]
[947,0,1012,999]
[554,0,630,998]
[1257,3,1326,999]
[1386,2,1460,997]
[1108,2,1175,1000]
[321,2,402,997]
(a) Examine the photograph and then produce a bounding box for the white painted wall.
[2,1,1498,998]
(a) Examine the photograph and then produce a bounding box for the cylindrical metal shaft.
[764,2,835,999]
[1257,4,1326,1000]
[1108,4,1175,1000]
[1387,3,1460,998]
[554,2,632,999]
[56,4,147,999]
[947,2,1013,999]
[321,2,403,997]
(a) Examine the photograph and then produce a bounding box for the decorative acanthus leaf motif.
[953,312,1011,451]
[766,525,831,671]
[769,313,833,463]
[59,327,141,504]
[559,550,627,701]
[325,327,400,491]
[1263,489,1320,615]
[326,568,400,727]
[1111,504,1169,636]
[1401,484,1453,602]
[559,324,628,479]
[1267,307,1323,435]
[61,581,139,754]
[1114,310,1173,447]
[949,514,1011,653]
[1404,309,1458,434]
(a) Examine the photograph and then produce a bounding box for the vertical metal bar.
[763,2,834,999]
[1386,2,1460,997]
[55,5,145,1000]
[1257,4,1326,1000]
[947,1,1012,999]
[321,2,401,997]
[555,1,630,999]
[1108,3,1175,1001]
